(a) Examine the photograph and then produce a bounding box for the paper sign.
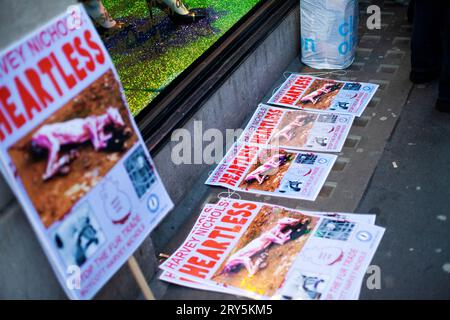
[0,5,173,299]
[268,74,378,117]
[206,143,336,201]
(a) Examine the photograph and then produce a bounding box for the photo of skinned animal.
[8,69,138,228]
[238,149,295,193]
[268,111,318,148]
[212,205,318,297]
[296,79,343,110]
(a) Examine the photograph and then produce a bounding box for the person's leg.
[436,3,450,112]
[410,0,442,83]
[82,0,123,35]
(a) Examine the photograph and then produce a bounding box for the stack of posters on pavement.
[268,74,379,117]
[159,198,384,300]
[239,104,354,153]
[205,143,336,201]
[0,5,173,299]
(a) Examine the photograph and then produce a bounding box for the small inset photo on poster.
[52,202,106,268]
[7,69,138,229]
[281,270,330,300]
[277,153,319,196]
[124,146,156,199]
[315,218,356,241]
[342,82,362,91]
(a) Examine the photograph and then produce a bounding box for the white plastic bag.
[300,0,359,69]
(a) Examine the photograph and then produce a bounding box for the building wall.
[0,0,300,299]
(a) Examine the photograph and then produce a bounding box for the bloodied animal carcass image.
[8,70,138,228]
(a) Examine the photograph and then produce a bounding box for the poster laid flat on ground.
[205,143,336,201]
[0,5,173,299]
[240,104,354,153]
[159,198,384,300]
[268,74,378,117]
[159,202,377,299]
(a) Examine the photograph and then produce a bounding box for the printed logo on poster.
[356,230,373,242]
[239,104,354,153]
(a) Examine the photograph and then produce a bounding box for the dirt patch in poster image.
[296,79,343,110]
[8,70,138,228]
[212,206,318,297]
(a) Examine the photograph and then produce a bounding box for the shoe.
[169,8,206,25]
[96,21,125,38]
[435,98,450,113]
[147,0,206,25]
[409,69,440,84]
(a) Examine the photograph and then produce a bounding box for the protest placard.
[206,143,336,201]
[240,104,354,153]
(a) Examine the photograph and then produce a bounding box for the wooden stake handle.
[127,255,155,300]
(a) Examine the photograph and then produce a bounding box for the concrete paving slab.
[358,81,450,299]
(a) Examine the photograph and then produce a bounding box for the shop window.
[97,0,296,151]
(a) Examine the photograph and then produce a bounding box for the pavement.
[359,81,450,299]
[151,2,450,299]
